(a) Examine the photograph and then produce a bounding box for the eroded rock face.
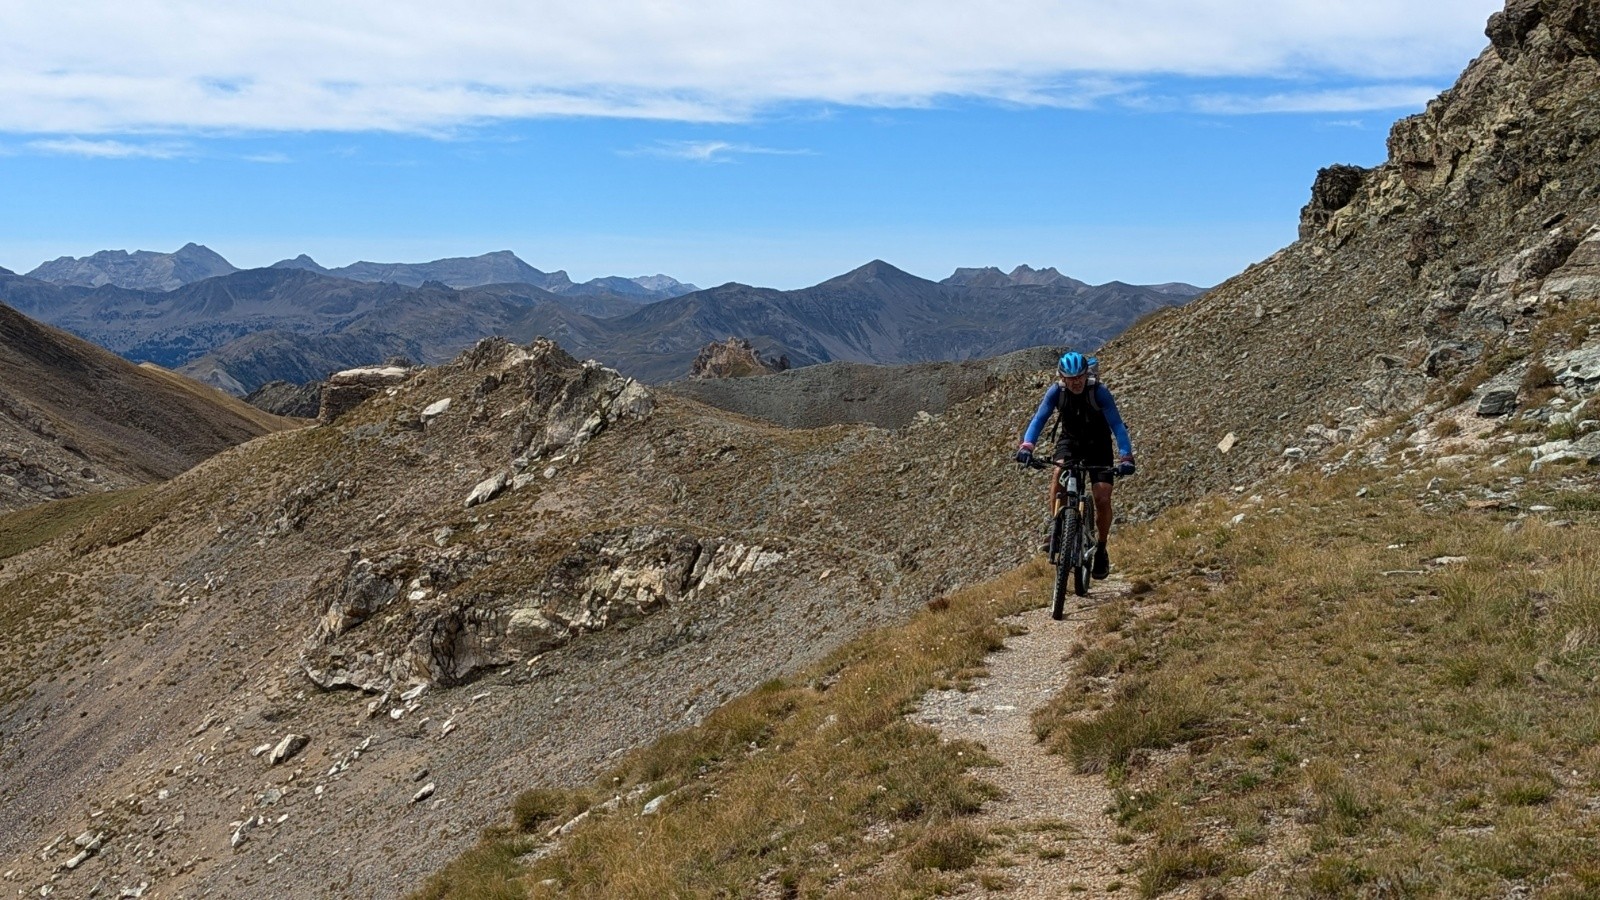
[299,527,785,691]
[318,365,415,423]
[1299,164,1370,240]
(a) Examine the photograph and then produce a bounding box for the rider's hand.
[1015,442,1034,466]
[1116,454,1136,478]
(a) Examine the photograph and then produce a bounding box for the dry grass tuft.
[411,563,1046,899]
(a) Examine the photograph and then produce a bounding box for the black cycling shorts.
[1051,438,1115,484]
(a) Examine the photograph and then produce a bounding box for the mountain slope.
[0,336,1065,899]
[0,301,295,511]
[1097,0,1600,517]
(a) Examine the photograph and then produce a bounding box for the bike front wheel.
[1054,509,1077,619]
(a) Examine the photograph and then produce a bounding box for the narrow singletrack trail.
[911,578,1140,897]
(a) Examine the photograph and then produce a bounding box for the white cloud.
[0,0,1506,134]
[1192,85,1447,114]
[627,140,812,162]
[26,138,189,158]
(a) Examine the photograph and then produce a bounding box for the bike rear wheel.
[1054,509,1077,619]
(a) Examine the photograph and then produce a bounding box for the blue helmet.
[1057,351,1088,378]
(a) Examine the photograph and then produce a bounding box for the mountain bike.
[1029,459,1115,619]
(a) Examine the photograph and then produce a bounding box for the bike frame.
[1030,458,1115,618]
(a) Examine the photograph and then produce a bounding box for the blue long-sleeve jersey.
[1021,382,1133,457]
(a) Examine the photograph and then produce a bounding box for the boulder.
[1477,389,1519,417]
[465,471,508,508]
[267,734,309,766]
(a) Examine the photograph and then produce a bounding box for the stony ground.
[912,585,1141,897]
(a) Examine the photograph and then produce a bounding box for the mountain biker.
[1014,351,1135,578]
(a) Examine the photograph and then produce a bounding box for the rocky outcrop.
[244,380,322,418]
[299,527,784,691]
[687,337,790,379]
[1104,0,1600,516]
[1298,164,1370,240]
[317,365,415,423]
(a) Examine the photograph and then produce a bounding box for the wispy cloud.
[1191,84,1444,114]
[626,140,812,163]
[0,0,1504,134]
[26,138,189,158]
[242,151,291,163]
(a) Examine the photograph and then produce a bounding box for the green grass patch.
[0,485,157,561]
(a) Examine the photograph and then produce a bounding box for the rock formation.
[686,337,791,379]
[1103,0,1600,516]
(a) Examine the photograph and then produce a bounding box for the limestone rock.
[420,398,452,422]
[267,734,309,766]
[318,365,413,423]
[465,472,508,508]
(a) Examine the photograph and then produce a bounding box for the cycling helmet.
[1056,351,1088,378]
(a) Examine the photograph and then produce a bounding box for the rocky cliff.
[1105,0,1600,516]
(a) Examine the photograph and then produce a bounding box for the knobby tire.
[1053,509,1076,620]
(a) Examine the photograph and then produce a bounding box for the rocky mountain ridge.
[26,243,237,292]
[1,258,1192,392]
[0,335,1062,899]
[1094,0,1600,518]
[270,249,700,299]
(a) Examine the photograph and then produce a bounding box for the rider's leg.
[1091,481,1113,577]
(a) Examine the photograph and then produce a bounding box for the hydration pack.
[1048,356,1105,442]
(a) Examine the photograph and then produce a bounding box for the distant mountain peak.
[26,244,238,292]
[0,266,13,276]
[821,259,923,288]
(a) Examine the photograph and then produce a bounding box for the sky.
[0,0,1506,290]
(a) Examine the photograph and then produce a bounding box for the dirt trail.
[911,580,1139,897]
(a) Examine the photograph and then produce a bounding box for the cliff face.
[1107,0,1600,515]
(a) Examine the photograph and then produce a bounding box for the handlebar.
[1024,458,1120,475]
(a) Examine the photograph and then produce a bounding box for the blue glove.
[1115,455,1136,478]
[1015,444,1034,466]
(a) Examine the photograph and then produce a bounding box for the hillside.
[0,336,1067,899]
[0,301,295,512]
[1095,0,1600,517]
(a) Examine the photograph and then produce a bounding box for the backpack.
[1048,356,1105,442]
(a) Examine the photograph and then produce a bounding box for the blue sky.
[1,1,1505,290]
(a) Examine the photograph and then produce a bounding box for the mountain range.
[2,0,1599,895]
[26,247,700,300]
[1,256,1201,392]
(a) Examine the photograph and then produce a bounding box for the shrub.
[906,821,985,871]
